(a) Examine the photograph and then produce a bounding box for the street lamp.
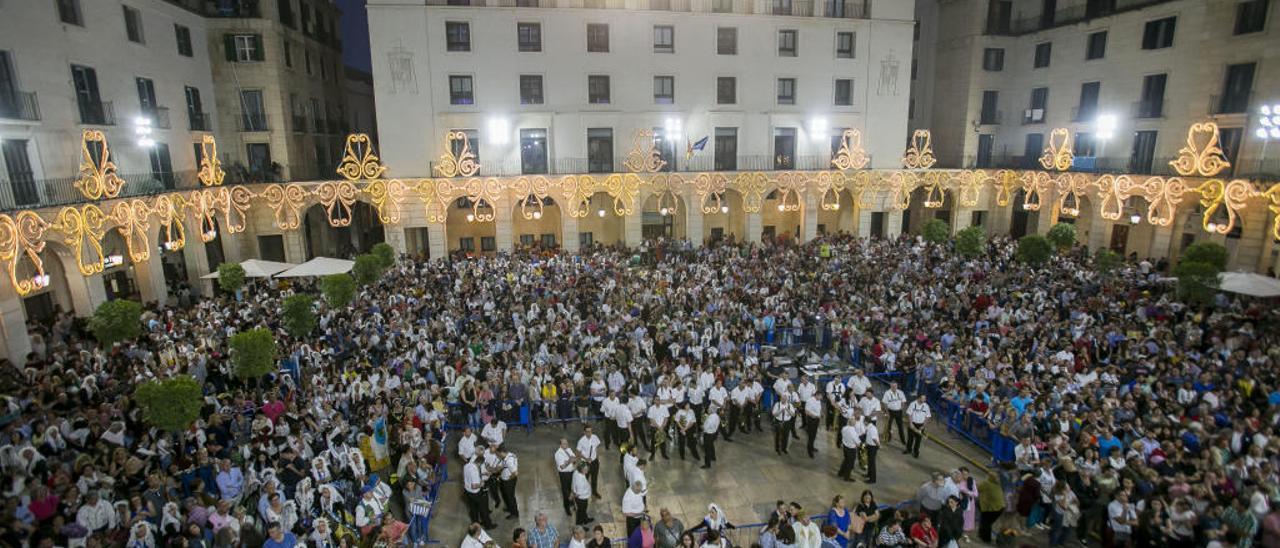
[1254,103,1280,174]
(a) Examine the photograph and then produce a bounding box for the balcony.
[313,117,326,134]
[205,0,261,17]
[141,106,170,129]
[1071,106,1098,122]
[1131,100,1163,119]
[292,114,307,133]
[78,100,116,126]
[1022,108,1046,125]
[759,0,816,16]
[0,92,41,122]
[978,110,1003,125]
[240,113,269,132]
[0,170,200,211]
[823,0,868,18]
[328,118,341,134]
[425,0,866,17]
[986,0,1173,36]
[188,111,211,131]
[1209,93,1251,115]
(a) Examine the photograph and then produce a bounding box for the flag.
[686,136,709,160]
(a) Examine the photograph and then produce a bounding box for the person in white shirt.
[824,377,848,430]
[747,377,765,432]
[554,438,577,515]
[905,394,931,459]
[614,399,635,448]
[576,426,602,499]
[1107,490,1137,543]
[838,412,865,481]
[481,418,506,448]
[792,508,822,548]
[771,398,796,455]
[864,420,881,483]
[601,393,621,450]
[76,490,118,534]
[701,406,721,469]
[802,395,822,458]
[1015,438,1039,472]
[457,427,478,461]
[797,374,818,402]
[462,455,494,528]
[708,380,732,442]
[728,383,749,437]
[675,402,700,461]
[571,463,594,526]
[858,392,881,420]
[882,382,908,444]
[496,446,519,519]
[846,370,872,398]
[621,480,648,536]
[460,523,493,548]
[647,403,670,460]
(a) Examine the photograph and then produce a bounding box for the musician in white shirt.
[701,406,721,469]
[576,426,602,499]
[571,463,593,526]
[882,382,908,444]
[481,418,507,448]
[462,455,494,528]
[460,523,493,548]
[905,394,931,459]
[771,398,796,455]
[647,404,670,460]
[457,427,479,461]
[802,395,823,458]
[837,412,866,481]
[674,402,700,461]
[554,438,577,515]
[864,420,881,483]
[621,480,648,536]
[825,378,848,430]
[496,446,519,519]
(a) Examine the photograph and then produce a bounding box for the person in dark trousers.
[977,473,1006,543]
[802,395,822,458]
[701,406,720,469]
[554,438,576,516]
[863,419,880,483]
[571,463,594,526]
[674,402,699,461]
[904,395,931,459]
[772,398,795,455]
[938,495,965,548]
[463,455,496,529]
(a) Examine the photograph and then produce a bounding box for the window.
[57,0,83,25]
[520,234,535,247]
[1085,31,1106,60]
[123,6,145,43]
[1073,132,1095,157]
[148,143,174,189]
[777,78,796,105]
[541,234,556,247]
[834,79,852,106]
[774,127,796,170]
[1217,62,1255,113]
[449,129,481,169]
[136,77,158,117]
[226,34,264,62]
[449,75,474,105]
[717,27,737,55]
[283,41,292,67]
[982,48,1004,71]
[71,64,107,125]
[717,77,736,105]
[1076,82,1099,120]
[778,30,798,57]
[305,49,312,74]
[836,31,855,58]
[1129,130,1158,173]
[587,128,613,173]
[1235,0,1269,34]
[239,89,266,131]
[587,23,609,52]
[175,25,193,56]
[588,75,610,104]
[1033,42,1051,68]
[278,0,295,27]
[980,90,999,124]
[653,25,674,53]
[459,238,476,252]
[519,75,543,105]
[653,76,674,104]
[912,59,918,80]
[1137,73,1166,118]
[446,22,470,51]
[1022,134,1042,166]
[520,128,548,174]
[517,22,542,52]
[715,127,737,171]
[185,86,206,131]
[579,232,594,248]
[1141,17,1176,49]
[1027,87,1048,122]
[3,140,38,206]
[481,237,496,252]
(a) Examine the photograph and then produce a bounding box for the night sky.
[337,0,372,73]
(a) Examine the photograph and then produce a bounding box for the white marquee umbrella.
[273,257,355,278]
[1217,271,1280,298]
[201,259,297,279]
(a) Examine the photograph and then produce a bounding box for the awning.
[201,259,298,279]
[273,257,356,278]
[1218,271,1280,298]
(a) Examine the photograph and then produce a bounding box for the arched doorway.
[17,242,80,326]
[445,197,496,255]
[511,195,562,251]
[761,189,803,242]
[302,201,385,259]
[99,229,140,301]
[701,188,746,243]
[641,192,686,241]
[815,189,856,236]
[576,192,625,247]
[1009,189,1036,239]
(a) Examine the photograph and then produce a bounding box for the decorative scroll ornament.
[693,173,729,214]
[415,179,452,224]
[1096,175,1136,221]
[955,170,986,208]
[830,129,870,171]
[1169,122,1231,177]
[902,129,937,169]
[225,186,253,233]
[993,170,1018,207]
[886,171,918,210]
[849,171,876,209]
[737,172,770,213]
[1038,128,1074,171]
[814,171,846,211]
[336,134,387,181]
[364,179,407,224]
[1136,176,1188,226]
[315,181,360,226]
[603,174,643,215]
[773,173,804,212]
[622,130,667,173]
[920,172,946,208]
[189,188,225,242]
[1021,171,1053,211]
[261,183,308,230]
[1261,182,1280,241]
[511,176,552,220]
[1054,173,1094,218]
[463,178,502,222]
[559,175,595,218]
[0,211,50,296]
[648,174,681,216]
[197,135,225,187]
[1191,178,1255,234]
[151,194,187,252]
[73,130,126,201]
[435,130,481,177]
[50,205,107,276]
[109,200,152,263]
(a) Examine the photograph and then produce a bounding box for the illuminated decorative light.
[435,130,480,177]
[1169,122,1231,177]
[465,213,475,222]
[1264,117,1275,127]
[809,117,828,142]
[777,203,785,211]
[830,129,869,170]
[1130,213,1141,224]
[720,205,729,214]
[31,274,51,289]
[832,202,840,210]
[532,211,542,220]
[597,209,606,218]
[1264,105,1273,116]
[660,207,669,216]
[1061,206,1079,217]
[1261,128,1273,139]
[1206,222,1218,233]
[1271,127,1280,139]
[203,229,217,240]
[1039,128,1075,171]
[623,129,668,173]
[1095,114,1118,140]
[902,129,937,169]
[102,254,124,268]
[488,118,509,145]
[1272,115,1280,126]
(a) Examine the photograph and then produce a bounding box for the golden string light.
[830,129,870,171]
[902,129,937,169]
[1039,128,1074,172]
[336,133,387,181]
[435,130,481,178]
[622,129,667,173]
[73,130,126,201]
[1169,122,1231,177]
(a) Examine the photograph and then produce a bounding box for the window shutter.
[224,34,236,61]
[253,35,266,61]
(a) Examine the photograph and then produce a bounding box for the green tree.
[229,328,277,380]
[281,294,316,338]
[922,219,951,245]
[88,299,143,347]
[1174,260,1222,306]
[217,262,246,293]
[1094,248,1122,276]
[955,226,986,258]
[1016,234,1053,266]
[371,242,396,269]
[321,273,356,308]
[1180,241,1228,271]
[1046,222,1078,251]
[351,254,384,285]
[134,375,204,433]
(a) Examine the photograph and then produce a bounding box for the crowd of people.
[1,229,1278,548]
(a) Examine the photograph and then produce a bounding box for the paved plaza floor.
[429,419,991,546]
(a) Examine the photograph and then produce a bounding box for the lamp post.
[1254,103,1280,176]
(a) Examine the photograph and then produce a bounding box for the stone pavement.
[428,419,994,546]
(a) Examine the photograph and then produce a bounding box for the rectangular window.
[175,24,193,56]
[1129,130,1158,173]
[1218,62,1255,113]
[519,75,543,105]
[588,75,610,104]
[57,0,83,25]
[136,77,157,116]
[520,128,548,174]
[305,49,312,74]
[587,128,614,173]
[1141,17,1176,49]
[1023,134,1044,167]
[654,25,674,53]
[278,0,294,27]
[717,77,736,105]
[481,237,496,252]
[836,31,855,58]
[449,75,474,105]
[579,232,593,248]
[1033,42,1051,68]
[520,234,535,247]
[1137,73,1166,118]
[980,90,999,124]
[283,41,292,67]
[777,78,796,105]
[714,127,737,171]
[446,22,471,52]
[541,233,556,247]
[239,89,266,131]
[71,64,106,125]
[459,237,475,252]
[2,140,38,206]
[185,86,206,131]
[1235,0,1269,34]
[123,5,145,43]
[517,22,542,52]
[587,23,609,52]
[717,27,737,55]
[834,79,852,106]
[1076,82,1099,120]
[1073,132,1096,157]
[1027,87,1048,122]
[778,30,798,57]
[148,143,174,189]
[773,127,796,170]
[226,34,264,62]
[653,76,674,104]
[1085,31,1106,60]
[982,48,1004,71]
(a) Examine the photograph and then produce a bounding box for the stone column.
[183,239,213,298]
[952,206,973,233]
[1229,206,1270,271]
[133,255,170,306]
[0,291,31,365]
[801,192,819,242]
[1146,221,1176,260]
[885,209,904,238]
[857,209,873,239]
[426,224,447,261]
[684,191,704,247]
[221,231,244,263]
[383,225,407,255]
[623,209,643,248]
[745,211,763,243]
[561,214,580,253]
[282,231,308,263]
[495,200,514,253]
